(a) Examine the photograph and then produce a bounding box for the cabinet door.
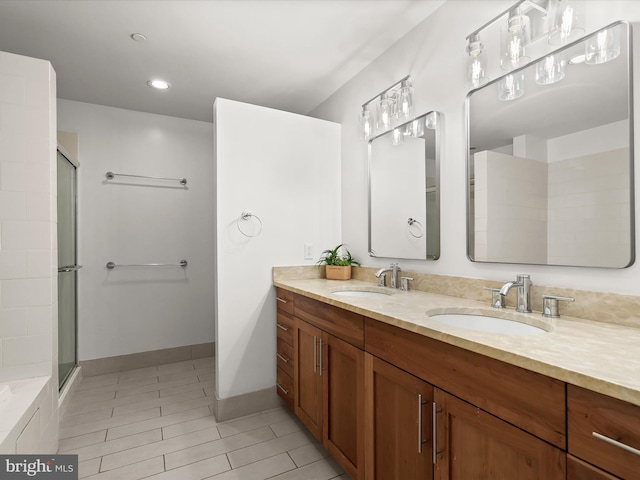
[364,353,433,480]
[434,389,565,480]
[323,332,364,480]
[294,319,322,441]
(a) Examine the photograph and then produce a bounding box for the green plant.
[317,244,360,266]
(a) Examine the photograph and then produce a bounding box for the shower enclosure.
[57,150,80,389]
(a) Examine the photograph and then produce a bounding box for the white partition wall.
[214,98,341,419]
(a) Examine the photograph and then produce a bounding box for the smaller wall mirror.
[369,111,440,260]
[467,21,634,268]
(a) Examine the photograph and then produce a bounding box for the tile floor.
[58,356,349,480]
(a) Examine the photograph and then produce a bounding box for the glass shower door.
[57,150,80,389]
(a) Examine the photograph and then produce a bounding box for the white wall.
[57,100,215,361]
[214,98,341,400]
[0,51,58,452]
[311,0,640,296]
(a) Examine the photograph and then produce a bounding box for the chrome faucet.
[375,263,401,288]
[499,274,532,313]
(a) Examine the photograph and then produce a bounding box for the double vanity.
[273,267,640,480]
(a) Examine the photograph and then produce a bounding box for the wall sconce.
[359,75,414,141]
[466,34,489,88]
[500,7,531,70]
[547,0,585,46]
[585,26,620,64]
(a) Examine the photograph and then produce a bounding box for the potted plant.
[317,244,360,280]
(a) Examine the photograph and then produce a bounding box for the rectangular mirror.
[467,21,634,268]
[369,111,440,260]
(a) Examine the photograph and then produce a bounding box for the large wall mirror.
[369,111,440,260]
[467,21,634,268]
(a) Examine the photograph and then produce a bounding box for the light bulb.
[585,27,621,65]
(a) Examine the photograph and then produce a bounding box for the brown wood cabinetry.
[567,455,621,480]
[364,353,433,480]
[433,389,565,480]
[275,288,294,409]
[568,384,640,479]
[292,294,365,480]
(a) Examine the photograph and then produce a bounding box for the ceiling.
[0,0,445,122]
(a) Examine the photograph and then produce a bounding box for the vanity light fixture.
[500,7,531,70]
[547,0,585,46]
[497,71,525,101]
[466,33,489,88]
[359,75,414,141]
[147,79,171,90]
[391,127,404,146]
[585,26,620,65]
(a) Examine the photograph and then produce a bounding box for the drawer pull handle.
[276,383,289,395]
[276,353,289,363]
[276,297,288,304]
[418,394,429,453]
[276,323,289,332]
[593,431,640,457]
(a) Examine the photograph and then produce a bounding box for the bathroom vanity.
[274,277,640,480]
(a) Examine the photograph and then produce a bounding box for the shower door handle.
[58,265,83,273]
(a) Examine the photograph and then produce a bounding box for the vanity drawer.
[365,318,566,448]
[567,455,620,480]
[276,287,294,314]
[276,337,294,378]
[568,384,640,479]
[276,366,294,409]
[294,293,364,348]
[276,311,295,345]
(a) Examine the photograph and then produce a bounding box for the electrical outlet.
[304,243,313,260]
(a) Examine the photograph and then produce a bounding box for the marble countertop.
[274,278,640,407]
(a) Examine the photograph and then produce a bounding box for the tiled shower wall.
[0,50,58,452]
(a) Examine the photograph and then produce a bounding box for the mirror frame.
[368,111,441,260]
[466,20,635,268]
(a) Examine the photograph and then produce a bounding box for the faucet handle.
[400,276,413,291]
[542,295,574,318]
[484,287,506,309]
[377,273,386,287]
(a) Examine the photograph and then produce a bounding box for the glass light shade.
[395,82,414,123]
[376,92,395,132]
[359,107,373,140]
[585,27,621,65]
[391,128,404,146]
[535,53,566,85]
[548,0,585,46]
[500,10,531,71]
[466,35,489,88]
[497,72,525,101]
[412,117,426,137]
[425,112,437,130]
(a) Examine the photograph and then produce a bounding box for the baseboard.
[79,342,215,377]
[214,386,285,422]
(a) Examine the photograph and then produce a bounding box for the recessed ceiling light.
[569,54,586,64]
[131,33,147,42]
[147,79,170,90]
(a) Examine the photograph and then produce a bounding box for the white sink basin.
[429,313,547,335]
[332,289,390,298]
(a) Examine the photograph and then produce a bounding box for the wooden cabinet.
[275,288,294,409]
[364,353,433,480]
[567,455,621,480]
[568,384,640,479]
[292,294,365,480]
[433,389,565,480]
[294,318,323,439]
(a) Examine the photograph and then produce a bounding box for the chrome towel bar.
[106,260,188,269]
[106,171,187,186]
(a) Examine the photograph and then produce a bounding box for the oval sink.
[429,313,547,335]
[332,289,391,298]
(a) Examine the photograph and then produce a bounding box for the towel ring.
[237,211,263,237]
[407,218,424,238]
